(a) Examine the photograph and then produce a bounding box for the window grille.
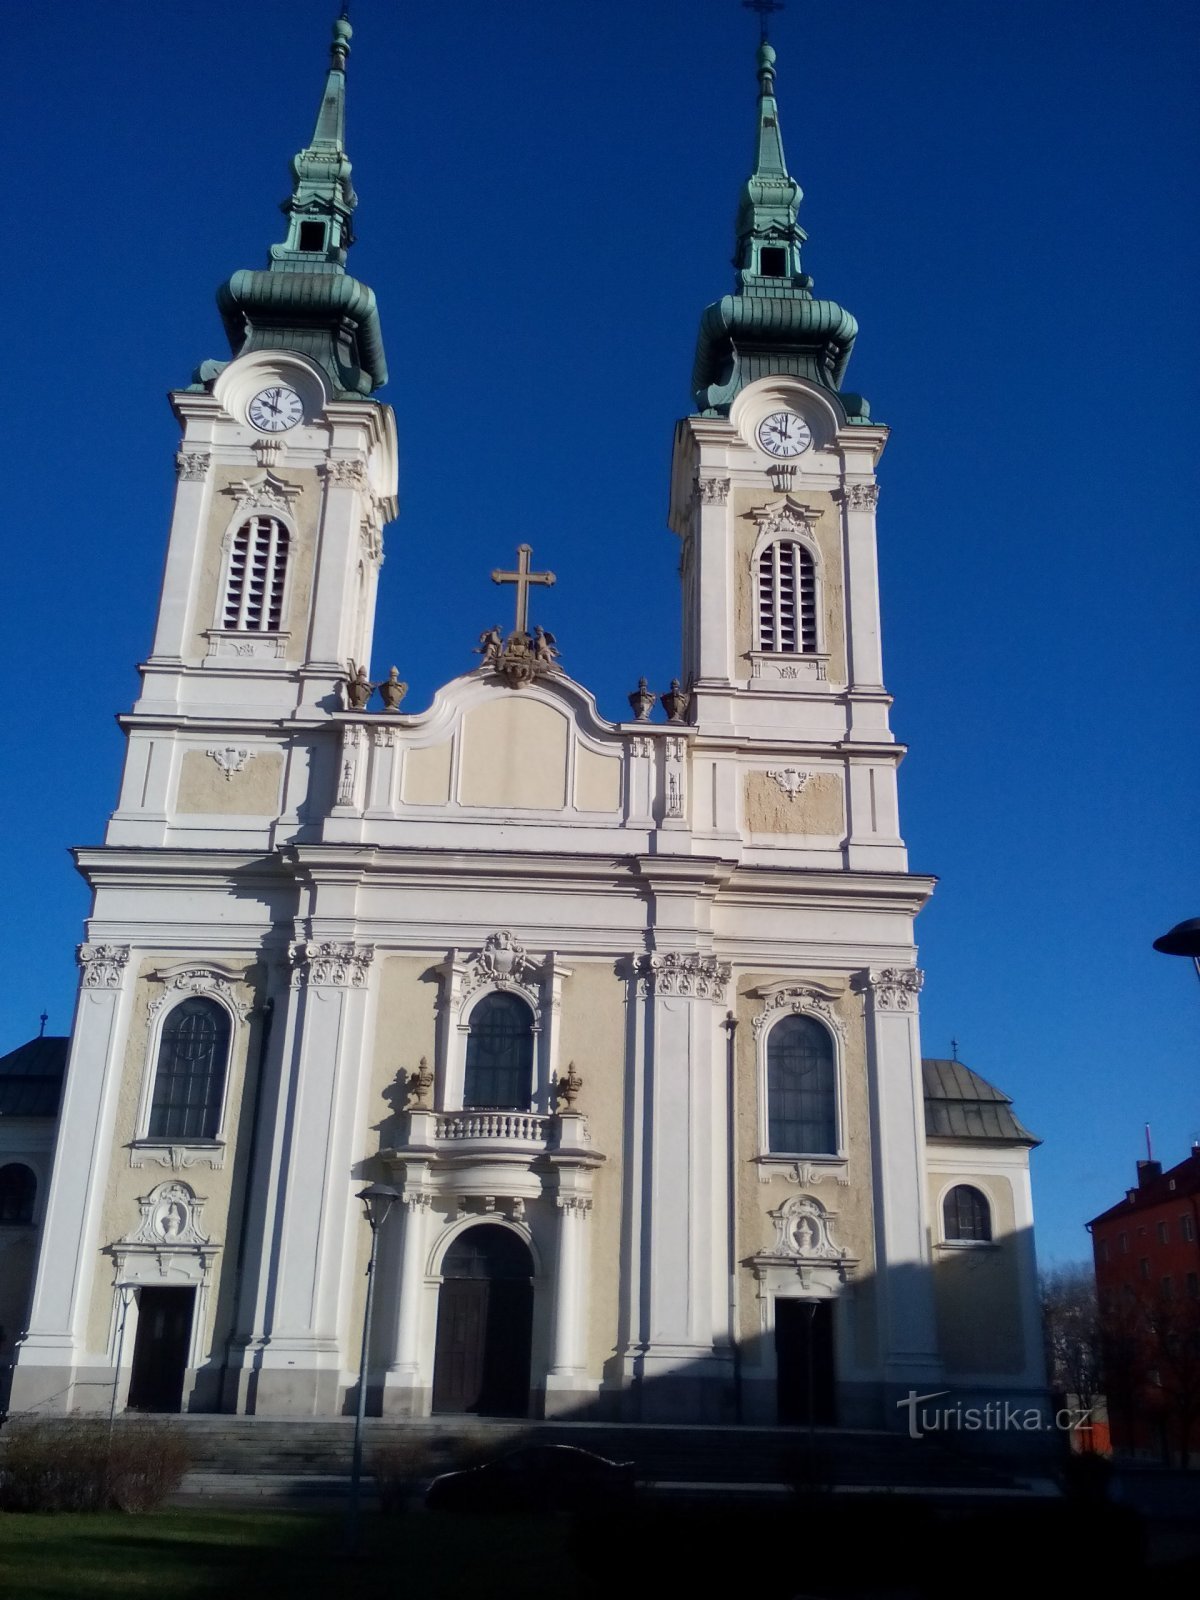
[223,517,289,631]
[766,1016,836,1154]
[463,993,535,1111]
[149,997,231,1141]
[943,1185,992,1243]
[758,541,816,653]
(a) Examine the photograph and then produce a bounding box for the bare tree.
[1042,1263,1102,1417]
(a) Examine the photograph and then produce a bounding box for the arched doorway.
[432,1225,533,1417]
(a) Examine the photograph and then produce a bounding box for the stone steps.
[130,1416,1021,1492]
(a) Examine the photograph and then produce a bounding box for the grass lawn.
[0,1508,584,1600]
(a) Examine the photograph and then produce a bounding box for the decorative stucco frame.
[748,494,829,664]
[750,981,848,1175]
[130,963,253,1170]
[435,931,570,1115]
[105,1178,221,1394]
[205,473,301,662]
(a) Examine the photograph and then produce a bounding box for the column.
[11,945,133,1413]
[250,940,374,1415]
[544,1194,593,1415]
[635,952,734,1421]
[855,967,944,1409]
[381,1189,432,1417]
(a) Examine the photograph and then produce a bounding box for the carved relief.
[766,767,811,800]
[78,944,130,990]
[146,967,252,1024]
[752,986,846,1041]
[224,471,301,519]
[206,746,254,781]
[556,1195,593,1217]
[784,1161,850,1189]
[175,451,211,482]
[123,1181,210,1249]
[766,1193,848,1262]
[323,457,369,488]
[628,736,654,759]
[337,721,365,805]
[766,464,796,491]
[371,725,397,748]
[640,952,731,1002]
[846,483,879,510]
[460,930,542,1008]
[289,942,375,989]
[749,494,820,541]
[695,476,730,506]
[129,1144,223,1172]
[853,967,925,1012]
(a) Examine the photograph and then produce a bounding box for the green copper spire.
[213,12,388,396]
[691,41,866,419]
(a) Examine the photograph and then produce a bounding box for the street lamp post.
[1152,918,1200,985]
[346,1181,401,1554]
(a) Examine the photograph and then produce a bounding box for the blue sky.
[2,0,1196,1267]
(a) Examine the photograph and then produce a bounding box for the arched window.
[767,1015,836,1154]
[223,516,290,631]
[943,1185,992,1243]
[149,998,231,1141]
[463,993,534,1111]
[758,541,817,654]
[0,1163,36,1224]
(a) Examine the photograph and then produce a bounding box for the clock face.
[756,411,813,458]
[248,386,304,433]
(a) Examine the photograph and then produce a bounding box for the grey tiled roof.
[0,1036,68,1118]
[922,1058,1039,1146]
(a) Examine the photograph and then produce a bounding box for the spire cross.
[491,544,556,637]
[950,1037,959,1062]
[742,0,785,41]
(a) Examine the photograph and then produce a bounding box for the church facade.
[9,19,1044,1429]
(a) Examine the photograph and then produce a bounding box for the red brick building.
[1089,1147,1200,1464]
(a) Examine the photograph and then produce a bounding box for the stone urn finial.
[628,677,655,722]
[556,1061,583,1110]
[660,679,691,724]
[407,1056,434,1110]
[379,666,407,711]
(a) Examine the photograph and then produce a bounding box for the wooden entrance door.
[126,1287,194,1413]
[775,1299,836,1425]
[431,1226,533,1416]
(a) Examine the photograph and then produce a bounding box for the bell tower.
[667,39,903,870]
[132,12,396,736]
[109,13,398,851]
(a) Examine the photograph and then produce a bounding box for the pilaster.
[631,951,734,1421]
[10,945,134,1413]
[247,939,375,1415]
[854,966,943,1401]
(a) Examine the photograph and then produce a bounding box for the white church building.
[7,17,1045,1429]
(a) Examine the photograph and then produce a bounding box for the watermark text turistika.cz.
[897,1390,1093,1441]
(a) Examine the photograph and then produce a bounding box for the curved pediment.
[331,667,642,823]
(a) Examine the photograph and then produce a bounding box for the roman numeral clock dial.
[756,410,812,458]
[248,386,304,433]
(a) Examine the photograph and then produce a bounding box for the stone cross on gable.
[491,543,555,637]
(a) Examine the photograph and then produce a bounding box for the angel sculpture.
[344,660,375,710]
[533,625,559,665]
[475,626,504,667]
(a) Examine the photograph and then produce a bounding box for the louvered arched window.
[943,1185,992,1243]
[0,1163,36,1225]
[463,993,535,1111]
[758,541,817,653]
[767,1015,837,1154]
[223,516,290,631]
[149,998,231,1140]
